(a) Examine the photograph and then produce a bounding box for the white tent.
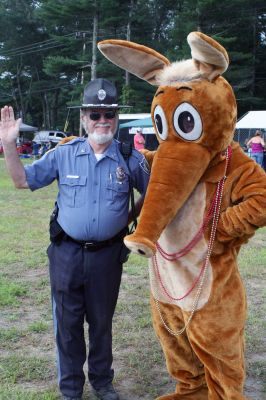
[236,111,266,129]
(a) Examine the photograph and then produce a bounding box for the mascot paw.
[124,234,156,258]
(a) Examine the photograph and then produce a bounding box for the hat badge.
[98,89,106,101]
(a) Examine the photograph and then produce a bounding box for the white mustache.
[95,123,111,128]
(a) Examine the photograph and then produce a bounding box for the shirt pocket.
[59,175,87,207]
[106,173,129,211]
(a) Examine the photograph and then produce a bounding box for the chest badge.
[115,166,126,183]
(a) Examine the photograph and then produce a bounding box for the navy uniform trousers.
[47,237,129,398]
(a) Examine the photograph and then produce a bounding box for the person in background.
[32,141,40,159]
[38,142,48,157]
[47,140,53,151]
[247,130,265,167]
[0,78,150,400]
[133,127,145,151]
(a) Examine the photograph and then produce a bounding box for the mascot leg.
[151,297,208,400]
[186,302,247,399]
[151,290,247,400]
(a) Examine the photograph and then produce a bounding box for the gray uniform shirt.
[25,138,150,241]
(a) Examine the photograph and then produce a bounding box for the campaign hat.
[69,78,130,109]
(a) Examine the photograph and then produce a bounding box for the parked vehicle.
[33,130,67,144]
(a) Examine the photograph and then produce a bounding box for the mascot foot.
[156,388,208,400]
[124,233,156,258]
[156,395,202,400]
[156,394,183,400]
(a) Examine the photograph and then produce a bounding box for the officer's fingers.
[3,106,11,122]
[0,106,8,122]
[8,106,15,121]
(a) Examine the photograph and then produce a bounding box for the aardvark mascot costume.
[98,32,266,400]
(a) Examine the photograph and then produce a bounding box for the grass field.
[0,157,265,400]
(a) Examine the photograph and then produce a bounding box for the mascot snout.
[124,142,211,257]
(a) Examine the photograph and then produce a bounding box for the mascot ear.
[187,32,229,80]
[97,39,170,85]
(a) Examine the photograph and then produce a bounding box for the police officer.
[0,79,150,400]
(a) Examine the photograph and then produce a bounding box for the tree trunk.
[23,75,33,119]
[16,61,25,119]
[51,89,59,129]
[41,97,46,129]
[44,92,50,129]
[35,66,46,128]
[91,0,98,80]
[251,8,257,97]
[9,75,19,113]
[126,0,134,85]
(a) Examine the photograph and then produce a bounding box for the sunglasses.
[88,110,117,121]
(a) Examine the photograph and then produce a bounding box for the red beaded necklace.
[151,145,232,335]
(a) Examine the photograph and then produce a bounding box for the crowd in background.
[1,130,266,170]
[2,140,55,158]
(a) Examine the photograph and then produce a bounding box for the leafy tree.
[0,0,265,130]
[0,0,48,123]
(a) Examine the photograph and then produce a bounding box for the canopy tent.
[119,116,153,128]
[119,113,150,121]
[236,111,266,129]
[17,123,38,144]
[19,122,38,132]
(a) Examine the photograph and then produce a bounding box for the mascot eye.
[153,105,168,140]
[173,103,202,141]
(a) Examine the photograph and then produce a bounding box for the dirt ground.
[0,232,265,400]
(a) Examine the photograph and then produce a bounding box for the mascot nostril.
[98,32,266,400]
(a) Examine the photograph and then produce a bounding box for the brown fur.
[59,136,77,145]
[98,32,266,399]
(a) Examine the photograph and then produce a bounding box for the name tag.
[66,175,79,179]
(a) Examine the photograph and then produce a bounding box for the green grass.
[0,278,27,306]
[0,159,265,399]
[0,328,25,346]
[0,387,58,400]
[0,355,52,383]
[28,321,49,333]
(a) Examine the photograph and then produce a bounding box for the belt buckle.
[84,241,95,250]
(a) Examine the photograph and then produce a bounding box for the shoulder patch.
[139,155,150,174]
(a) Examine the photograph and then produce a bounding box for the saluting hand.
[0,106,21,143]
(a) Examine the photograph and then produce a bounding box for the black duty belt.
[63,227,128,251]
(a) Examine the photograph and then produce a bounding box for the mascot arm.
[217,159,266,241]
[139,149,156,168]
